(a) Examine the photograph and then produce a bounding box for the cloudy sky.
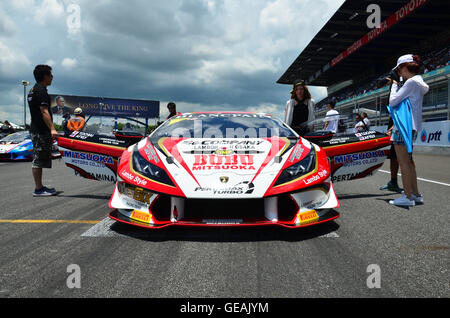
[0,0,345,125]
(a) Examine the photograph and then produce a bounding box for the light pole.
[21,80,30,129]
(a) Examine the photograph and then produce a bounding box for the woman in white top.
[284,79,315,136]
[387,54,429,207]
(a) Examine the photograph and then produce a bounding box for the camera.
[378,69,400,87]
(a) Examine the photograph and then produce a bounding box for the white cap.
[393,54,414,70]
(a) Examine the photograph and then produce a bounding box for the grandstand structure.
[278,0,450,131]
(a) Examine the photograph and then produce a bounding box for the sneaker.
[380,180,403,193]
[33,187,57,197]
[389,194,415,207]
[43,186,56,194]
[411,194,424,204]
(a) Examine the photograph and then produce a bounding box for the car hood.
[148,137,309,198]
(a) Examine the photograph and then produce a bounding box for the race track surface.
[0,154,448,298]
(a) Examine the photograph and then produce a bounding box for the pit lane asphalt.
[0,154,448,298]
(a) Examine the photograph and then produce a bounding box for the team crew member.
[284,79,315,136]
[61,113,71,136]
[67,108,86,132]
[323,100,340,133]
[361,112,371,130]
[387,54,429,206]
[354,114,365,133]
[166,102,181,120]
[28,65,58,197]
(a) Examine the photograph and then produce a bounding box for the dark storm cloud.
[0,0,343,123]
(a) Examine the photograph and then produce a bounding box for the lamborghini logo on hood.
[220,176,229,183]
[215,148,234,156]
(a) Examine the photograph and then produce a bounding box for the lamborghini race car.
[0,131,61,161]
[57,112,391,229]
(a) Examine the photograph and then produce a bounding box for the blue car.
[0,131,61,161]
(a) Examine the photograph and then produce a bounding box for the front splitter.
[109,209,339,230]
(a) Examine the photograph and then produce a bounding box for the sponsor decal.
[289,145,305,163]
[297,210,319,225]
[334,150,387,165]
[70,131,95,139]
[64,150,114,165]
[73,170,116,182]
[133,187,153,204]
[327,137,351,145]
[355,131,376,141]
[203,219,243,224]
[194,182,255,195]
[184,140,264,151]
[143,144,160,163]
[331,172,373,182]
[121,170,148,186]
[180,113,271,119]
[98,137,123,146]
[131,210,152,223]
[192,154,255,171]
[303,170,327,185]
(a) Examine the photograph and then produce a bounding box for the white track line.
[379,170,450,187]
[81,218,117,237]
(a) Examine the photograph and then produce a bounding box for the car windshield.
[0,131,29,143]
[151,113,297,139]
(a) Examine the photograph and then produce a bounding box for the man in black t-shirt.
[28,65,58,197]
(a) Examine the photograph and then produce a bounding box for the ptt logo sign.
[420,129,442,144]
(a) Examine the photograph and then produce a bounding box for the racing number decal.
[133,187,153,204]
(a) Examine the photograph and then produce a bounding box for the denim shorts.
[392,129,417,147]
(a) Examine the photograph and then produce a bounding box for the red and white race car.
[57,112,391,229]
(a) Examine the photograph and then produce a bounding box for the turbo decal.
[194,182,255,195]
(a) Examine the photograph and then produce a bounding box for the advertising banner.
[49,94,160,118]
[357,121,450,147]
[415,121,450,147]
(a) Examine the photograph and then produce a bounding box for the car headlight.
[274,148,316,186]
[132,148,175,187]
